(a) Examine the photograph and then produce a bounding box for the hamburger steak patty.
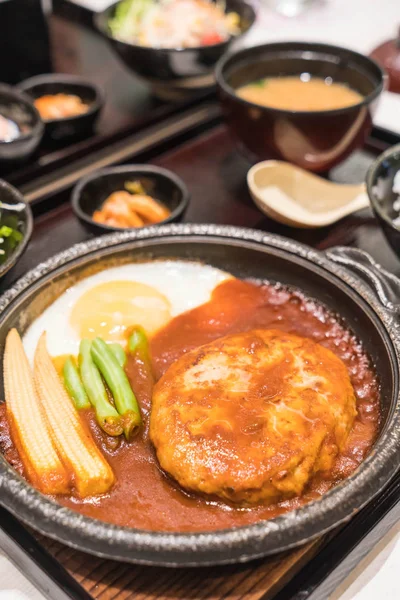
[150,329,357,505]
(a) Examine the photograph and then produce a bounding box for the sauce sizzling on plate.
[0,279,380,532]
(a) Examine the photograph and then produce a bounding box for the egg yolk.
[70,280,172,342]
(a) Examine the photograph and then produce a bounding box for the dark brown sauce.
[0,279,381,532]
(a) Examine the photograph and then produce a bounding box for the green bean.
[91,337,141,440]
[128,326,155,390]
[63,356,90,410]
[128,326,154,377]
[128,326,149,355]
[78,339,123,437]
[109,343,126,368]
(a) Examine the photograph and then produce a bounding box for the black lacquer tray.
[0,118,400,599]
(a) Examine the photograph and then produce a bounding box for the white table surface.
[2,1,400,599]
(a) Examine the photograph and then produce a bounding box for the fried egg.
[23,260,231,361]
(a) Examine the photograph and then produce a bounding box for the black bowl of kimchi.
[94,0,256,100]
[18,74,104,143]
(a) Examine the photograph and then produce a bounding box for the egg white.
[23,260,232,362]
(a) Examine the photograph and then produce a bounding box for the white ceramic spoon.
[247,160,370,229]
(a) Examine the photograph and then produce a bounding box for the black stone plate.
[0,224,399,566]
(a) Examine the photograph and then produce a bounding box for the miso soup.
[237,75,364,111]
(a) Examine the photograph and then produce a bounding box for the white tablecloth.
[1,1,400,599]
[0,551,46,599]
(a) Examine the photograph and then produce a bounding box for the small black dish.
[72,165,190,234]
[366,143,400,255]
[0,180,33,278]
[0,84,43,162]
[18,74,104,142]
[94,0,256,100]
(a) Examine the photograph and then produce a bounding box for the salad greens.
[108,0,239,48]
[109,0,152,41]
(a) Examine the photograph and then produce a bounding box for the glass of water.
[266,0,318,17]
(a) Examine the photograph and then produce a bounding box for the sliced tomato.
[200,32,223,45]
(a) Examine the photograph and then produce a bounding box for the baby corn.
[34,333,115,497]
[3,329,70,495]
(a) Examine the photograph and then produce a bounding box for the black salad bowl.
[71,165,190,234]
[0,225,400,566]
[0,180,33,278]
[94,0,256,100]
[18,74,104,142]
[0,84,43,162]
[366,143,400,256]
